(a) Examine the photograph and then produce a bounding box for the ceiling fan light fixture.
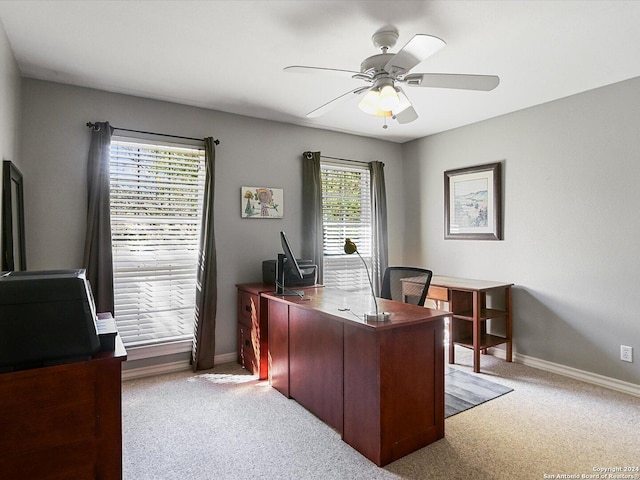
[378,84,400,111]
[358,89,381,115]
[359,87,396,117]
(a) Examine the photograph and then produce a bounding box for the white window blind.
[109,139,205,347]
[321,161,372,293]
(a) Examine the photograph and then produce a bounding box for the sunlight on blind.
[321,162,371,293]
[110,140,205,346]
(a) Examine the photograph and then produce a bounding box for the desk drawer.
[238,291,258,327]
[427,285,449,302]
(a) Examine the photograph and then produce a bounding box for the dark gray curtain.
[82,121,114,314]
[302,151,324,283]
[370,161,388,296]
[192,137,217,371]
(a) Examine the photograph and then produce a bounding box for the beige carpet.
[122,347,640,479]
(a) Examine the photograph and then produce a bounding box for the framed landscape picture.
[444,162,502,240]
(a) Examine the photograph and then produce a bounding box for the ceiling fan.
[284,27,500,126]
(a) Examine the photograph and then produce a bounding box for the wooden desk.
[403,275,513,373]
[264,286,448,467]
[0,329,127,479]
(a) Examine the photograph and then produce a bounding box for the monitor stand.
[278,289,304,297]
[275,254,304,297]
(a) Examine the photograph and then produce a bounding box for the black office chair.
[380,267,433,307]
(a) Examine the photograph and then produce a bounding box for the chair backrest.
[380,267,433,307]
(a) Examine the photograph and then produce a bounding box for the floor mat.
[445,368,513,418]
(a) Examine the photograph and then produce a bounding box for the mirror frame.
[2,160,27,271]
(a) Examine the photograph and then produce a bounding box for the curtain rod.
[318,154,369,166]
[86,122,220,145]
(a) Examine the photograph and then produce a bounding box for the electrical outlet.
[620,345,633,363]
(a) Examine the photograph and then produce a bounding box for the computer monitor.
[276,231,304,296]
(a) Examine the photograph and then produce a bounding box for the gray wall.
[0,19,22,242]
[403,76,640,385]
[18,79,404,359]
[11,54,640,386]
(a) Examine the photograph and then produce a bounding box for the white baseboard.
[122,360,190,381]
[489,348,640,398]
[212,352,238,365]
[122,351,239,381]
[123,347,640,398]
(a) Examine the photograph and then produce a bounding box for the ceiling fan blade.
[384,34,446,74]
[306,86,369,118]
[284,65,361,78]
[390,86,418,124]
[404,73,500,91]
[394,105,418,124]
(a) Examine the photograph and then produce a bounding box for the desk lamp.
[344,238,389,322]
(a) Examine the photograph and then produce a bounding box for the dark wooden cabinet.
[0,335,127,479]
[236,283,272,379]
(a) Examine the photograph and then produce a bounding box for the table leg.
[473,291,481,373]
[505,286,513,362]
[448,314,455,365]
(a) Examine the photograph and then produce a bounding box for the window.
[321,161,372,293]
[109,139,205,347]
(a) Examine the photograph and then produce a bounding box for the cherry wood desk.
[402,275,513,373]
[263,286,448,467]
[0,323,127,479]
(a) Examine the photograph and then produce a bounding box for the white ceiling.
[2,1,640,143]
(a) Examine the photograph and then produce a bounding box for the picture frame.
[2,160,27,270]
[241,186,283,219]
[444,162,502,240]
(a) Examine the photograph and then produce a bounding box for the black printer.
[0,269,101,372]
